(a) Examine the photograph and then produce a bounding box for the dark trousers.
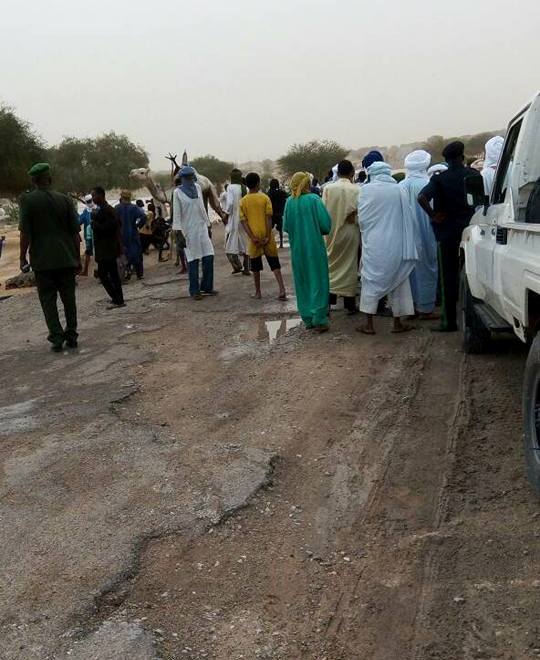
[35,268,78,346]
[438,237,460,329]
[329,293,357,312]
[188,255,214,296]
[140,234,152,252]
[126,255,144,279]
[97,258,124,305]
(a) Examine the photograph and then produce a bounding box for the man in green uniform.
[19,163,81,352]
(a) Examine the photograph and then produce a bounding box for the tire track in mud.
[111,333,453,660]
[320,337,465,659]
[410,342,540,660]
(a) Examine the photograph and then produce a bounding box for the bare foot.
[251,292,262,300]
[392,323,415,334]
[357,326,376,335]
[277,293,288,301]
[315,325,329,334]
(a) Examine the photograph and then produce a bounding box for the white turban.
[404,150,432,173]
[428,164,448,177]
[84,193,93,203]
[483,136,504,170]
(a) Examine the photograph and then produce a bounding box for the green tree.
[421,135,455,162]
[0,106,46,197]
[49,132,149,196]
[190,155,235,184]
[278,140,348,181]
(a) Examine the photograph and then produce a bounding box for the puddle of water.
[260,318,302,345]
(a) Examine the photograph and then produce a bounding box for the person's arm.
[315,198,333,235]
[418,180,445,223]
[282,199,290,235]
[19,233,30,271]
[263,196,273,244]
[240,200,259,245]
[18,197,31,270]
[171,190,183,231]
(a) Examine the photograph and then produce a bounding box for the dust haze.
[1,0,538,168]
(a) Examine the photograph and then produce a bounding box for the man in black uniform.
[19,162,81,352]
[418,141,481,332]
[91,187,126,309]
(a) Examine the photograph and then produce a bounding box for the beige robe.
[323,179,361,298]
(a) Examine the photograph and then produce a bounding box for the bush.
[1,203,20,226]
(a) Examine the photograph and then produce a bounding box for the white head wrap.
[404,150,431,178]
[483,136,504,170]
[331,164,339,182]
[428,164,448,177]
[84,194,93,203]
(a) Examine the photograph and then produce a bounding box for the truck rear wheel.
[460,270,491,354]
[523,334,540,495]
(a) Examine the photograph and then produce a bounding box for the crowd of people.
[17,134,503,351]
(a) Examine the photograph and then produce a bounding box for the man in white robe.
[172,166,216,300]
[400,150,439,319]
[481,136,504,197]
[358,161,419,334]
[223,169,249,275]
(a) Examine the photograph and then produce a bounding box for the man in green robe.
[283,172,332,332]
[19,163,81,351]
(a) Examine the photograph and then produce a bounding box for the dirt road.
[1,227,539,659]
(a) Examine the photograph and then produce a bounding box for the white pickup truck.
[460,91,540,493]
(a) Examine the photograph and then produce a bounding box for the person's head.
[356,171,367,184]
[361,151,384,171]
[312,177,319,187]
[245,172,260,191]
[404,150,431,177]
[91,186,106,206]
[136,199,144,208]
[230,168,244,185]
[290,172,311,198]
[147,202,156,214]
[84,193,94,209]
[337,159,355,180]
[269,178,280,191]
[179,165,196,184]
[120,190,132,204]
[28,162,52,190]
[442,140,465,165]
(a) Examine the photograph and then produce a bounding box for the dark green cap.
[28,162,51,177]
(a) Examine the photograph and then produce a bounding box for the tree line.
[0,106,149,198]
[0,104,502,200]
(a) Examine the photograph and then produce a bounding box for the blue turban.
[178,165,198,199]
[361,150,384,169]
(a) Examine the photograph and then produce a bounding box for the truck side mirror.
[465,175,489,213]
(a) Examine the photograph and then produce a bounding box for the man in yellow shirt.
[240,173,287,300]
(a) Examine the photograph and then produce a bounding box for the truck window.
[492,118,523,205]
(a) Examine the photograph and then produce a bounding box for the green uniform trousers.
[34,268,78,347]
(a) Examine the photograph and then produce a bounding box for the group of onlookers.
[18,134,504,351]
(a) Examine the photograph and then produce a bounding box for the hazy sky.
[2,0,539,169]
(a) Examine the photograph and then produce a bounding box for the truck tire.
[460,270,491,354]
[523,333,540,495]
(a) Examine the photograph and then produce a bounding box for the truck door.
[495,94,540,319]
[479,115,525,310]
